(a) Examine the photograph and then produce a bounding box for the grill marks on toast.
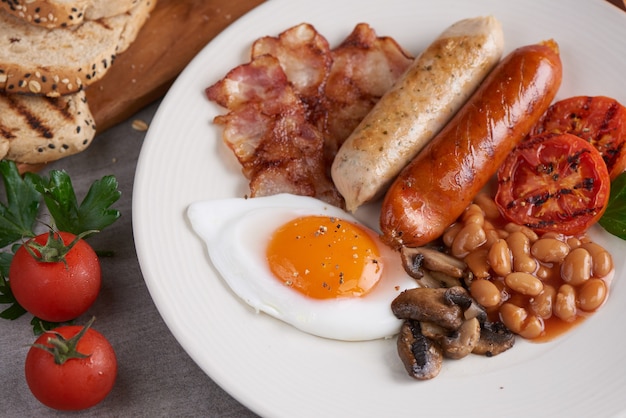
[0,126,16,140]
[1,93,57,140]
[0,90,97,163]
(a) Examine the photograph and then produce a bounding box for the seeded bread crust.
[0,0,141,29]
[0,0,156,97]
[0,89,96,163]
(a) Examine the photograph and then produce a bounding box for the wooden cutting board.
[86,0,265,133]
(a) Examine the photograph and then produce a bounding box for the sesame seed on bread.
[0,0,156,97]
[0,0,141,29]
[0,89,96,164]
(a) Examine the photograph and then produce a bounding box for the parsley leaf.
[0,161,41,247]
[30,317,64,335]
[34,170,122,235]
[599,172,626,240]
[0,248,25,320]
[0,249,14,277]
[0,273,26,320]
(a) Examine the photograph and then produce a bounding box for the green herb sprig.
[599,172,626,240]
[0,160,121,328]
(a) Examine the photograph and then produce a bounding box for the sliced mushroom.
[397,320,443,380]
[419,321,448,340]
[391,287,464,330]
[442,286,487,322]
[400,246,466,288]
[463,301,488,322]
[443,317,481,359]
[429,270,465,289]
[391,286,484,331]
[472,320,516,357]
[421,317,481,360]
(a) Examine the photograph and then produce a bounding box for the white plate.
[133,1,626,417]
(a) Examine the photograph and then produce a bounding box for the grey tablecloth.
[0,101,259,417]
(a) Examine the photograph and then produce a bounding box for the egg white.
[187,193,418,341]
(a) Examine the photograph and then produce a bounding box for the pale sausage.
[331,16,505,212]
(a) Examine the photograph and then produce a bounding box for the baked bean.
[487,239,511,277]
[530,285,556,319]
[506,231,537,273]
[499,302,526,334]
[535,265,552,280]
[531,238,569,264]
[443,222,462,248]
[451,222,486,258]
[540,232,562,240]
[554,284,577,321]
[464,248,490,279]
[577,279,608,312]
[462,204,485,226]
[470,279,501,308]
[581,242,613,278]
[507,292,528,308]
[505,272,543,296]
[561,247,591,286]
[499,303,544,338]
[474,193,501,220]
[484,228,501,248]
[504,222,538,243]
[567,237,581,249]
[497,229,510,240]
[518,315,544,339]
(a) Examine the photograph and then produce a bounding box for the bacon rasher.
[251,23,332,115]
[206,23,413,207]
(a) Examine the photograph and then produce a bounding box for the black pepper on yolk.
[266,216,383,299]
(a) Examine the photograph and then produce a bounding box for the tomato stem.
[24,229,99,265]
[32,317,96,365]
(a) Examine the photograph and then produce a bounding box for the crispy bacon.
[207,54,344,206]
[206,23,414,207]
[251,23,332,113]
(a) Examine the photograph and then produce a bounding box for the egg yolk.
[266,215,383,299]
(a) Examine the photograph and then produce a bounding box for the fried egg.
[187,193,417,341]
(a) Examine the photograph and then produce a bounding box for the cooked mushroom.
[472,320,516,357]
[421,317,481,360]
[442,286,487,322]
[397,320,443,380]
[428,270,465,289]
[391,287,464,330]
[391,286,486,331]
[400,246,467,287]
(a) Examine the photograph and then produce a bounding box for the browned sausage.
[379,40,563,249]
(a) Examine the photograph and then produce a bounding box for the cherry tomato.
[495,132,611,235]
[531,95,626,179]
[25,319,117,411]
[9,231,101,322]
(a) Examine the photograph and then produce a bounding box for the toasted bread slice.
[0,0,156,97]
[0,90,96,164]
[0,0,141,29]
